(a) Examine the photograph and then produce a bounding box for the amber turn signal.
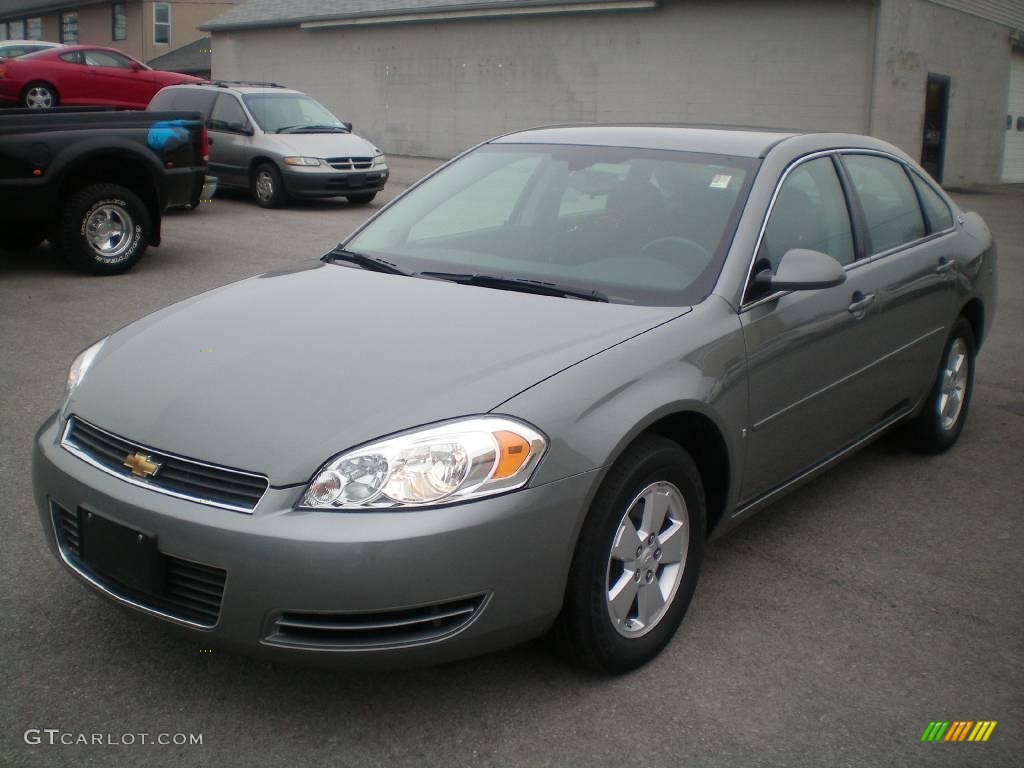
[492,430,532,479]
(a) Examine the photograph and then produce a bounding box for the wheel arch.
[959,297,985,351]
[20,79,59,105]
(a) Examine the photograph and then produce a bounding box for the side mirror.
[227,121,253,135]
[753,248,847,293]
[131,63,141,72]
[342,121,353,132]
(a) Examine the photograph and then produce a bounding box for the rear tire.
[346,193,377,205]
[22,82,58,109]
[252,163,288,208]
[905,318,976,453]
[56,184,150,275]
[555,434,706,674]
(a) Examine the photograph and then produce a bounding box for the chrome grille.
[62,417,268,513]
[266,595,487,649]
[325,156,373,171]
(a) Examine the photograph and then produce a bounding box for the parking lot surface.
[1,161,1021,767]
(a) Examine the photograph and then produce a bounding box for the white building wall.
[870,0,1013,186]
[212,0,875,158]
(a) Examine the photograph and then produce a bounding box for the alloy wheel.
[938,337,968,431]
[606,481,689,637]
[85,204,135,261]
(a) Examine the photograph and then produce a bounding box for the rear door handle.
[848,292,876,315]
[935,257,956,274]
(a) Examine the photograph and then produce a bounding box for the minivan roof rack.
[208,80,286,89]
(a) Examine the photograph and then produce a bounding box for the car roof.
[167,82,302,96]
[493,124,901,160]
[0,40,61,47]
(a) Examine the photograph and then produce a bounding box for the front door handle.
[848,291,876,315]
[935,257,956,274]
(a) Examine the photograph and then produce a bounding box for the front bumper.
[282,167,388,198]
[33,412,596,666]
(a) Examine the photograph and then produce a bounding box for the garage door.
[1003,52,1024,182]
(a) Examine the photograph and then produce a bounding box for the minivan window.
[911,173,954,232]
[346,144,757,306]
[756,156,854,275]
[842,154,926,254]
[209,95,249,132]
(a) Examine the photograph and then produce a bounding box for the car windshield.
[241,93,346,133]
[346,143,757,306]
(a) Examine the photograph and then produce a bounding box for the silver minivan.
[148,81,388,207]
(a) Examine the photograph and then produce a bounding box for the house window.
[154,3,170,45]
[9,19,25,39]
[112,3,128,41]
[60,12,79,44]
[26,17,42,40]
[0,23,7,42]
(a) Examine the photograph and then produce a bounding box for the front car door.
[838,152,958,414]
[207,94,253,188]
[81,49,151,107]
[738,153,899,504]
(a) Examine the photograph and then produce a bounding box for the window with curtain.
[9,19,25,38]
[60,12,79,44]
[26,18,42,40]
[112,3,128,41]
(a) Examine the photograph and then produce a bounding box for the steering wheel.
[639,236,712,264]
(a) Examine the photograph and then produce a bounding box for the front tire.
[556,434,706,674]
[22,82,58,109]
[906,318,976,453]
[56,184,150,275]
[252,163,288,208]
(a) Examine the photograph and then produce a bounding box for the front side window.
[347,143,756,306]
[83,50,134,68]
[842,154,925,254]
[910,173,954,232]
[241,93,346,133]
[209,95,249,131]
[755,156,855,278]
[60,12,78,44]
[112,3,128,41]
[154,3,170,44]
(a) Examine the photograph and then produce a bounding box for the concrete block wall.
[212,0,875,158]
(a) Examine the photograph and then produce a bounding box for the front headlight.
[66,337,106,399]
[372,152,387,167]
[282,156,322,167]
[302,417,547,509]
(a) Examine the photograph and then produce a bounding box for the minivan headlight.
[372,152,387,167]
[302,417,547,509]
[282,156,321,167]
[66,337,106,399]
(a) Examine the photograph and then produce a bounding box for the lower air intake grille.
[267,595,487,649]
[51,502,227,627]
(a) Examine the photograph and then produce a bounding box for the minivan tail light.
[200,124,209,162]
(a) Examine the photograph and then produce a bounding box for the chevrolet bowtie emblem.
[123,452,161,478]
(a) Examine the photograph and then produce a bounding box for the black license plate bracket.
[80,510,164,595]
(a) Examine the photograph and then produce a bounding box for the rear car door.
[207,94,253,187]
[838,153,958,412]
[739,154,896,503]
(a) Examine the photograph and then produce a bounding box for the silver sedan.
[34,126,996,672]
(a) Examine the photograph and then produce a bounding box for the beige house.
[0,0,237,64]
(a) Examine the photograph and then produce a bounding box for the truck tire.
[56,184,150,275]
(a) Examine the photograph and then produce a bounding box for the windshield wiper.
[323,246,409,276]
[419,272,608,302]
[277,124,348,134]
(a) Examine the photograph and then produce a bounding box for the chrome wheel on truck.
[56,184,150,275]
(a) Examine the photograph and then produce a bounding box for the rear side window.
[59,51,84,64]
[757,156,855,273]
[842,155,925,254]
[911,173,954,232]
[175,89,217,117]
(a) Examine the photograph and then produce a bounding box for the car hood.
[68,262,688,486]
[274,132,379,159]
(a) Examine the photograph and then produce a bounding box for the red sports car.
[0,45,202,109]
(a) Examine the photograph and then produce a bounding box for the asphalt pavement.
[1,161,1021,768]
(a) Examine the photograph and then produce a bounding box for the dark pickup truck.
[0,108,212,274]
